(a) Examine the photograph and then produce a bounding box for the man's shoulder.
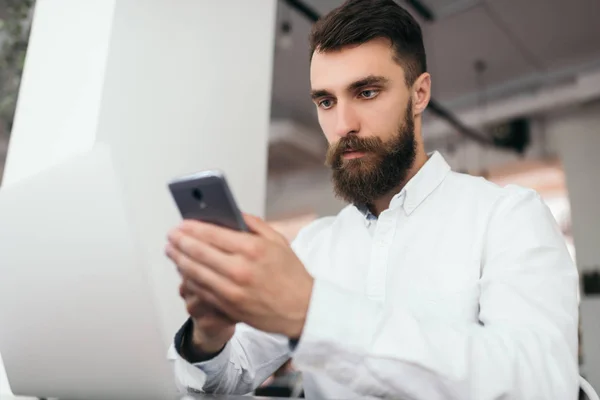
[443,171,555,239]
[445,170,540,207]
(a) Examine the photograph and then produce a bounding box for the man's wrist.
[191,326,228,354]
[180,321,227,363]
[183,331,226,363]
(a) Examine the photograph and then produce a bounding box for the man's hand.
[179,279,236,356]
[166,214,314,338]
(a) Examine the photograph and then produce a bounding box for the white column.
[547,105,600,272]
[0,0,276,397]
[547,103,600,392]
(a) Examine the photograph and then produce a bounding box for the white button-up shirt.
[172,151,580,399]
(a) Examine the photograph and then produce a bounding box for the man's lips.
[342,150,367,159]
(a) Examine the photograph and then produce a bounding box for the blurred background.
[1,0,598,249]
[266,0,599,246]
[1,0,599,397]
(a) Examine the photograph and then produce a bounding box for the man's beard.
[325,102,417,206]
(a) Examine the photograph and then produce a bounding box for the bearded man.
[165,1,580,398]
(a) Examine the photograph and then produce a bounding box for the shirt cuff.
[171,318,232,393]
[172,346,208,393]
[291,278,382,368]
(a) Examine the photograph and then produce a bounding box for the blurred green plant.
[0,0,35,138]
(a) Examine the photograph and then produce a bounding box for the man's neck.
[370,149,429,217]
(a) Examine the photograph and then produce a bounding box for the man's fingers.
[180,279,205,299]
[166,244,244,311]
[195,313,235,332]
[181,281,236,322]
[183,279,204,295]
[169,230,241,281]
[183,280,231,318]
[185,292,218,318]
[243,213,287,244]
[196,290,238,322]
[185,294,237,328]
[170,222,273,271]
[176,220,256,255]
[185,293,208,318]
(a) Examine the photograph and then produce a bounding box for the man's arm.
[170,319,292,395]
[291,189,580,399]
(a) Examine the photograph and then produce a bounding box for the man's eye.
[319,99,334,109]
[360,90,379,99]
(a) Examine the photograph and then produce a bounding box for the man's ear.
[412,72,431,116]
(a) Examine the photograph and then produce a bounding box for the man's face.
[310,38,417,205]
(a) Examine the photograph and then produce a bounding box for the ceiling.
[270,0,600,129]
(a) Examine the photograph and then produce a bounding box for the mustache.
[325,135,384,167]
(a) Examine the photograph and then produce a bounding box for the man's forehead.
[310,41,403,90]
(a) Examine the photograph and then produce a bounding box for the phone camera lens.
[192,188,203,202]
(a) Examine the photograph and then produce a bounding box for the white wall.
[546,103,600,273]
[545,102,600,392]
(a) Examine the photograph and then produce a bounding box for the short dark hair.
[309,0,427,87]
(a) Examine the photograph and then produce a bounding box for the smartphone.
[168,170,248,232]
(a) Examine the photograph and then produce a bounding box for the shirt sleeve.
[291,189,580,400]
[170,319,291,395]
[168,218,334,395]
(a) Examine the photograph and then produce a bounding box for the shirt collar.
[402,151,451,215]
[355,151,451,218]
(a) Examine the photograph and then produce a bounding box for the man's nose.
[333,102,360,138]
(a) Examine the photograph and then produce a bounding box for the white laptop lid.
[0,145,178,400]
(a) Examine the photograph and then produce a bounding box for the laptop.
[0,146,179,400]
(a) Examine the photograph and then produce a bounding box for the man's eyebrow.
[310,89,332,100]
[347,75,390,92]
[310,76,389,100]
